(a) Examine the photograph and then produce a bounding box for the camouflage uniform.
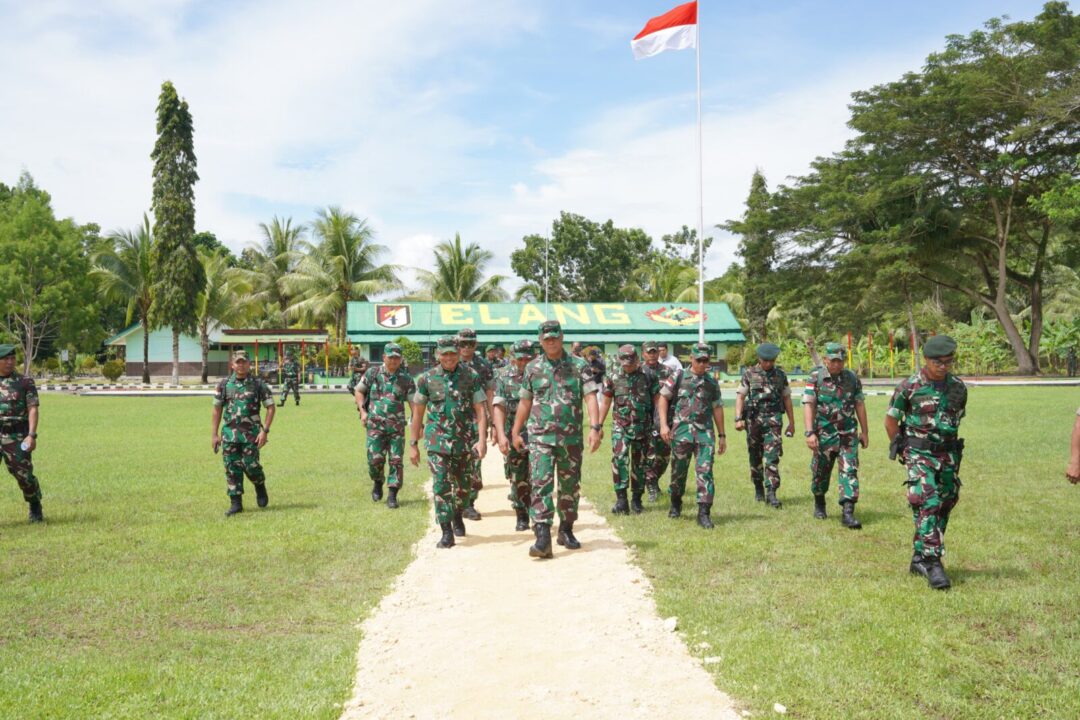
[461,352,495,506]
[887,371,967,559]
[346,355,370,394]
[493,362,530,510]
[413,363,485,524]
[642,357,675,493]
[661,369,722,504]
[213,373,274,496]
[804,367,864,503]
[278,359,300,405]
[738,365,791,491]
[603,363,658,497]
[0,372,42,503]
[358,365,416,490]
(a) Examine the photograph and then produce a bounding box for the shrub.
[394,336,423,366]
[102,360,124,382]
[80,355,98,371]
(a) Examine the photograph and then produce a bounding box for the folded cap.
[691,343,711,360]
[617,344,638,362]
[383,342,403,358]
[511,339,535,359]
[824,342,845,360]
[922,335,957,359]
[436,335,459,354]
[539,320,562,339]
[756,342,781,361]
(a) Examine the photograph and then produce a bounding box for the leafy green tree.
[660,225,713,264]
[621,255,699,302]
[192,231,236,265]
[414,233,508,302]
[92,214,155,383]
[196,249,258,382]
[237,215,305,327]
[394,335,423,366]
[150,80,203,382]
[724,170,777,343]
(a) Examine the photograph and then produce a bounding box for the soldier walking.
[409,336,487,549]
[0,344,44,522]
[492,339,536,531]
[511,320,602,558]
[641,340,675,502]
[885,335,967,590]
[347,347,370,390]
[278,352,301,406]
[735,343,795,508]
[212,350,276,517]
[658,343,727,529]
[356,342,416,509]
[803,342,869,529]
[599,344,659,515]
[457,328,495,521]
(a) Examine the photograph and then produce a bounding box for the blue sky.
[0,0,1053,292]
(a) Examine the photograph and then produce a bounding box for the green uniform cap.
[756,343,781,360]
[691,342,712,360]
[0,344,16,359]
[617,344,638,362]
[922,335,957,358]
[435,335,459,354]
[232,349,249,361]
[539,320,562,339]
[642,340,659,352]
[456,328,477,343]
[824,342,845,360]
[383,342,403,358]
[511,339,535,359]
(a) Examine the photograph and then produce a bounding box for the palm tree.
[414,233,508,302]
[91,215,155,383]
[236,215,304,327]
[621,257,700,303]
[281,206,401,342]
[196,249,260,382]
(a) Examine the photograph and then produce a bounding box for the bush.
[394,336,423,366]
[102,360,124,382]
[725,345,743,371]
[80,355,98,371]
[44,357,60,373]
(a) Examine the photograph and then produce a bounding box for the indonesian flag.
[631,1,697,60]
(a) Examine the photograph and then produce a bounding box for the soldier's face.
[458,341,476,359]
[620,358,639,373]
[826,358,845,375]
[233,359,250,377]
[691,357,710,375]
[439,351,460,371]
[759,359,775,371]
[384,355,403,373]
[0,355,14,376]
[643,349,659,365]
[541,335,564,358]
[925,355,953,381]
[513,356,531,371]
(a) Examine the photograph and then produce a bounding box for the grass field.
[581,387,1080,719]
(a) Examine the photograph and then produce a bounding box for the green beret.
[922,335,957,359]
[0,344,16,359]
[824,342,845,360]
[756,343,780,361]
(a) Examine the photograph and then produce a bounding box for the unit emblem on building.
[375,304,412,329]
[644,306,705,326]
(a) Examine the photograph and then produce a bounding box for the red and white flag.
[631,1,698,60]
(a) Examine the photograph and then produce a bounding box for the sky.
[0,0,1054,294]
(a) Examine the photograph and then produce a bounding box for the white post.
[695,3,705,344]
[544,235,550,316]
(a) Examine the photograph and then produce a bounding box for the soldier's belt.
[0,418,28,434]
[906,436,964,453]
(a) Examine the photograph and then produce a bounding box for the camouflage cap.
[691,342,712,360]
[435,335,459,354]
[539,319,562,339]
[923,335,957,359]
[232,349,250,361]
[383,342,403,358]
[824,342,846,360]
[511,339,535,359]
[642,340,659,352]
[0,344,16,359]
[456,327,477,343]
[618,344,638,362]
[756,342,781,361]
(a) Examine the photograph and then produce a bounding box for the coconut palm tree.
[196,249,260,382]
[91,214,155,383]
[414,233,508,302]
[621,257,700,303]
[236,215,304,327]
[282,206,401,342]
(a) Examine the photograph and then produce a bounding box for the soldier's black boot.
[463,501,482,521]
[611,489,630,515]
[813,494,827,520]
[557,521,581,550]
[27,499,43,523]
[840,501,862,529]
[225,495,243,517]
[668,493,683,519]
[922,556,951,590]
[514,507,530,532]
[909,553,929,579]
[753,479,765,502]
[630,491,644,514]
[452,510,466,537]
[529,523,553,559]
[436,522,455,549]
[386,486,399,509]
[696,502,714,529]
[255,483,269,508]
[765,487,782,509]
[647,482,659,503]
[371,481,383,503]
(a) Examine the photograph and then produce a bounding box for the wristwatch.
[262,427,270,434]
[29,432,38,439]
[410,439,419,447]
[804,430,814,437]
[590,424,603,431]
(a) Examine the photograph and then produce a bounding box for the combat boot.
[668,493,682,519]
[463,502,482,521]
[840,501,862,529]
[647,482,659,503]
[452,510,466,537]
[255,483,269,508]
[813,494,827,520]
[371,481,383,503]
[225,495,243,517]
[611,489,630,515]
[529,523,553,559]
[765,487,782,509]
[436,522,455,549]
[27,499,43,523]
[696,502,714,529]
[557,521,581,550]
[630,491,644,514]
[922,556,951,590]
[386,487,399,509]
[909,553,929,579]
[514,507,530,531]
[753,478,765,502]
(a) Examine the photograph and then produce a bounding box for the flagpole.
[695,2,705,344]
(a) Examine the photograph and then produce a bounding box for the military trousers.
[669,432,715,504]
[810,433,859,503]
[746,414,784,490]
[905,450,960,558]
[429,451,471,524]
[611,431,647,493]
[643,428,671,488]
[367,429,405,488]
[1,438,41,502]
[279,380,300,405]
[223,441,266,497]
[504,445,530,510]
[467,423,483,505]
[528,442,582,526]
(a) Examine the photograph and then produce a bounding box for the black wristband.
[590,424,603,431]
[717,433,726,438]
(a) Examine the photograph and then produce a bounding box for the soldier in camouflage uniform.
[347,347,370,392]
[356,342,416,509]
[511,320,602,558]
[492,339,536,531]
[599,344,659,515]
[658,343,727,529]
[0,344,44,522]
[641,340,674,502]
[885,335,967,590]
[278,352,301,407]
[212,350,276,517]
[457,327,495,521]
[409,336,487,549]
[735,343,795,508]
[803,342,869,529]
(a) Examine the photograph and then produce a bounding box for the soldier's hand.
[717,437,727,455]
[859,431,869,449]
[512,433,525,451]
[805,434,819,451]
[473,440,487,460]
[784,424,795,438]
[409,445,420,466]
[359,410,368,426]
[660,426,672,443]
[498,436,510,455]
[587,428,601,453]
[24,436,36,452]
[734,419,745,432]
[212,435,222,453]
[256,430,268,448]
[1067,460,1080,484]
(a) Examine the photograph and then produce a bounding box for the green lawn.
[0,394,429,719]
[581,387,1080,719]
